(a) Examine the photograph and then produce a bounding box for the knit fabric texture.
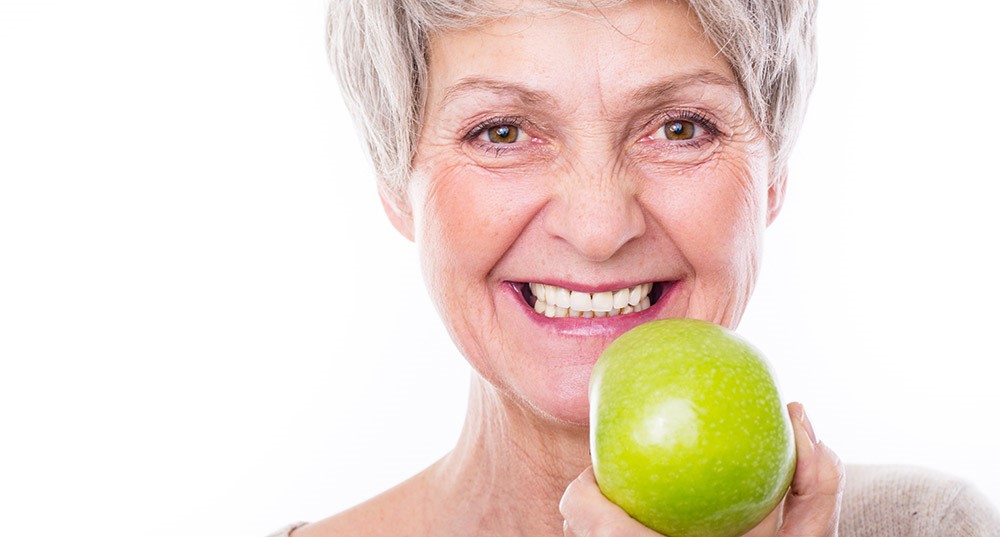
[839,465,999,536]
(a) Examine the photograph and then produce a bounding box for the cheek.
[645,154,770,276]
[410,160,555,397]
[412,161,544,297]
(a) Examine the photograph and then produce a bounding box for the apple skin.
[590,318,795,537]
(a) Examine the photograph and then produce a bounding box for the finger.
[740,501,782,537]
[560,466,663,537]
[779,402,845,536]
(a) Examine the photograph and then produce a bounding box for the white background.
[2,1,998,535]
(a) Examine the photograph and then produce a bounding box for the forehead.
[425,0,738,110]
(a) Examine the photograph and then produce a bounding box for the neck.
[429,374,592,536]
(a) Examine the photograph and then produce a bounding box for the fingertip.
[558,482,573,516]
[780,405,845,534]
[788,403,819,496]
[788,402,818,448]
[800,407,818,445]
[789,416,845,500]
[559,466,594,516]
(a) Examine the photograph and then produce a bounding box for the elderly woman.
[271,0,1000,536]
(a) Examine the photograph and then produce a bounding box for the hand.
[560,402,845,537]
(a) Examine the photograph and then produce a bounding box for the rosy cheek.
[637,151,768,265]
[414,160,530,277]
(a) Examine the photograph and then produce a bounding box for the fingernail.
[799,404,818,445]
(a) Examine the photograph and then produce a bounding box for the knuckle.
[817,444,847,495]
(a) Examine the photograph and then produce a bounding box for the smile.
[519,282,665,318]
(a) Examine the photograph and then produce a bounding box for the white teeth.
[545,284,558,306]
[554,287,571,308]
[612,288,629,309]
[569,290,592,311]
[592,291,613,312]
[528,281,656,318]
[628,285,642,306]
[535,283,572,308]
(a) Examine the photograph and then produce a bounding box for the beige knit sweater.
[838,465,999,536]
[267,465,1000,536]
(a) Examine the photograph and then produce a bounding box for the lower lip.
[506,282,678,337]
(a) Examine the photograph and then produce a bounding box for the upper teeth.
[529,282,654,318]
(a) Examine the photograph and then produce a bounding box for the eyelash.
[647,109,721,146]
[465,116,526,141]
[464,116,528,156]
[462,110,722,155]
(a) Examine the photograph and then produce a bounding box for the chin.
[516,365,594,428]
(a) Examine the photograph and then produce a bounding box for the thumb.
[779,402,845,536]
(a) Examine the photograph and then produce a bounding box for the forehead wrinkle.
[439,76,558,109]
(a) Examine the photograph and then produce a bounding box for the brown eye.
[487,125,520,143]
[663,120,696,140]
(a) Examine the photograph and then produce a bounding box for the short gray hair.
[328,0,817,196]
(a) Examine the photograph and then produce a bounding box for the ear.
[378,182,415,242]
[766,166,789,226]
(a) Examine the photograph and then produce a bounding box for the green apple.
[590,318,795,537]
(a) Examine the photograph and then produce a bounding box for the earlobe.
[378,183,415,242]
[766,168,789,226]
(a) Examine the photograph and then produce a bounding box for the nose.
[543,168,646,262]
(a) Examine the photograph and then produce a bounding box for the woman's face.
[392,0,784,425]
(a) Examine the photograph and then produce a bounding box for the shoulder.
[280,470,436,537]
[288,498,404,537]
[840,464,1000,537]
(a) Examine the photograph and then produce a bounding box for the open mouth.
[517,281,667,318]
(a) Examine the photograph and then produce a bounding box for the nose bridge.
[545,157,646,262]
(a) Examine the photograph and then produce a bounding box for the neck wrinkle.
[429,373,592,537]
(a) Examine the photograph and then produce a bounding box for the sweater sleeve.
[840,465,1000,537]
[939,479,1000,537]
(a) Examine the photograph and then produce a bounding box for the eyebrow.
[440,77,557,108]
[626,70,739,105]
[438,70,738,110]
